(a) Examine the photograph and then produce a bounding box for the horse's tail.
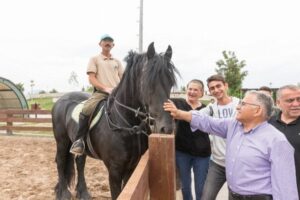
[53,131,76,194]
[52,95,76,195]
[65,152,75,188]
[54,144,75,196]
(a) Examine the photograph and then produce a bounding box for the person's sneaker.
[70,139,85,156]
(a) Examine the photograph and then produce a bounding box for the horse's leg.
[122,168,135,189]
[108,167,123,200]
[54,138,74,200]
[75,155,91,200]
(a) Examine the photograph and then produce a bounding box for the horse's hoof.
[55,191,72,200]
[55,185,72,200]
[76,191,91,200]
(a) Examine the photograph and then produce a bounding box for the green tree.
[39,90,46,94]
[49,89,58,93]
[68,71,79,87]
[216,51,248,97]
[180,86,186,92]
[16,83,25,92]
[86,86,93,93]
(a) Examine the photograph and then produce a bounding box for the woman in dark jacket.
[172,79,211,200]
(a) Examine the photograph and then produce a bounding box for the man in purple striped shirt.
[164,90,298,200]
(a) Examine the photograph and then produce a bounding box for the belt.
[229,190,273,200]
[93,88,109,95]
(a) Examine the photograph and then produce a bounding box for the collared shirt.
[199,97,240,167]
[269,114,300,199]
[190,111,299,200]
[87,54,124,88]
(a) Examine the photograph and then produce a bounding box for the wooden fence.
[0,109,52,134]
[118,134,176,200]
[0,110,176,199]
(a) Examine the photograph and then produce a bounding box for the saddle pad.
[71,101,104,130]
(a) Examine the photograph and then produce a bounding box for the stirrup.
[70,139,85,156]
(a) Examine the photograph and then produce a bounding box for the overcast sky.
[1,0,299,95]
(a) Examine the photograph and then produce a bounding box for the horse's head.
[114,43,179,134]
[140,42,179,134]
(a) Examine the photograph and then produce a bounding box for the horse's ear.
[165,45,172,62]
[147,42,155,59]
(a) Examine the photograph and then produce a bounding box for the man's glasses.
[284,97,300,104]
[238,101,260,108]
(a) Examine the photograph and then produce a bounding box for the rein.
[104,96,152,169]
[114,98,154,120]
[104,97,152,136]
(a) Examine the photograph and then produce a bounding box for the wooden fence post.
[0,109,52,133]
[7,113,13,135]
[149,134,175,200]
[117,151,149,200]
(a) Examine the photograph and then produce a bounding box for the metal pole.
[139,0,143,53]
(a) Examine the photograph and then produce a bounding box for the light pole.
[30,80,35,101]
[138,0,143,53]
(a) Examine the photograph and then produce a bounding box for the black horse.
[52,42,179,200]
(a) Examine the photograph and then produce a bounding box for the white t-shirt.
[200,97,240,167]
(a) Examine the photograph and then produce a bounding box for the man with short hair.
[269,84,300,199]
[199,74,240,200]
[164,90,299,199]
[258,86,280,116]
[258,86,272,96]
[70,34,124,155]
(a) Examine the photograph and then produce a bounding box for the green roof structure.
[0,77,28,109]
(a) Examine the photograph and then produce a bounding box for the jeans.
[201,160,226,200]
[176,150,210,200]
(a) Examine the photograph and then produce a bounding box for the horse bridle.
[114,98,154,121]
[104,96,154,136]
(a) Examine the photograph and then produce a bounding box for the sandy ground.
[0,134,228,200]
[0,135,111,200]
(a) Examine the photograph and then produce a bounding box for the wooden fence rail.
[118,134,176,200]
[0,109,52,134]
[0,110,176,199]
[118,150,150,200]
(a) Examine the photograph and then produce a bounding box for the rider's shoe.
[70,138,85,156]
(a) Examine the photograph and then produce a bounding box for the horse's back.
[52,91,90,140]
[52,91,90,117]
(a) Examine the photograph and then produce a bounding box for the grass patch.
[28,98,54,110]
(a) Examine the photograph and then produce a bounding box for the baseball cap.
[100,34,114,42]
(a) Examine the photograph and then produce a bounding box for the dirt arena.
[0,135,111,200]
[0,134,229,200]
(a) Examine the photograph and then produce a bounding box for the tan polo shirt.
[87,54,124,88]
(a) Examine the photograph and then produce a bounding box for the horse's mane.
[143,52,178,93]
[113,50,179,101]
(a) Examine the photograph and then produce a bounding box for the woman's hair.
[187,79,204,90]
